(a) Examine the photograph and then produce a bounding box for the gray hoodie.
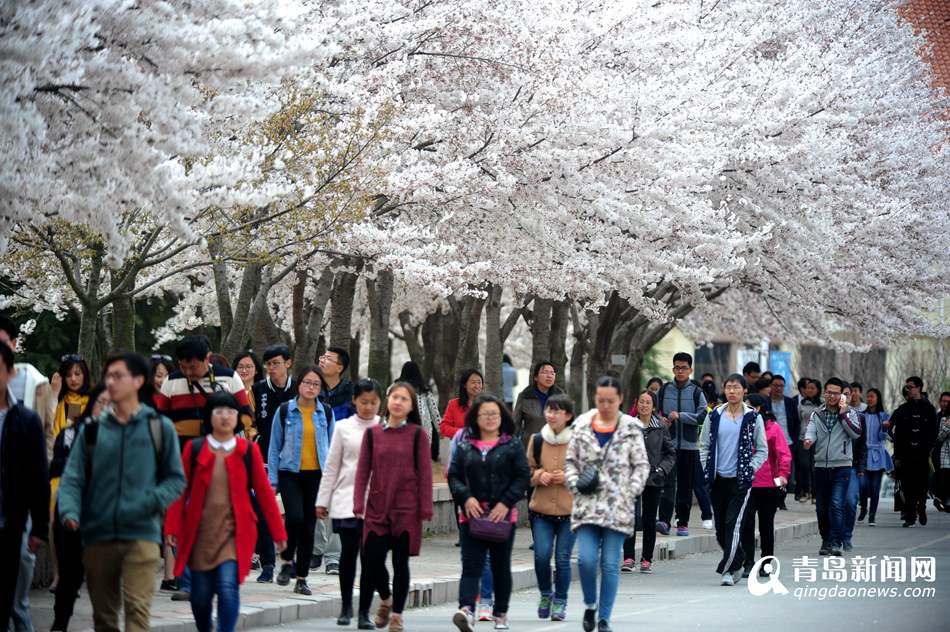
[805,405,862,469]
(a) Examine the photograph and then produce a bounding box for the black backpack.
[532,431,544,466]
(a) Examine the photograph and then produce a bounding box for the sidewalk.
[28,496,820,631]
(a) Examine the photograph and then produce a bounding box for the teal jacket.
[57,405,185,546]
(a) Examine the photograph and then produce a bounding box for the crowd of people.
[0,314,948,632]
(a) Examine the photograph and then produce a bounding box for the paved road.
[249,509,949,632]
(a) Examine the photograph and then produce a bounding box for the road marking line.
[529,596,716,631]
[898,532,950,554]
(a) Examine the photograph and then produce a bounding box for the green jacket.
[57,404,185,546]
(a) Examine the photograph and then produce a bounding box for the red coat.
[165,438,287,582]
[439,398,468,439]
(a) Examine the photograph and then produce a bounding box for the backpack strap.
[83,421,99,488]
[244,441,254,494]
[657,383,668,414]
[147,413,165,481]
[532,432,544,466]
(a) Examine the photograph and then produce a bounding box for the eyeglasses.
[61,354,84,362]
[104,371,130,382]
[319,354,341,365]
[300,379,322,389]
[236,364,256,372]
[264,358,286,367]
[538,370,556,377]
[824,390,842,397]
[211,407,238,416]
[672,365,691,372]
[478,411,501,419]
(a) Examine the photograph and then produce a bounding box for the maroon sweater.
[353,423,433,555]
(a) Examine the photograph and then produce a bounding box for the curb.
[149,516,819,631]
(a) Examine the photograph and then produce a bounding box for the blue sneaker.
[550,600,567,621]
[256,565,274,583]
[656,521,671,536]
[676,526,689,537]
[538,594,552,619]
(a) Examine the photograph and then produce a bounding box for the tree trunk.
[77,300,101,376]
[220,263,262,359]
[452,294,486,379]
[568,303,588,410]
[330,270,359,349]
[586,292,625,403]
[366,270,395,385]
[209,241,233,342]
[292,268,334,368]
[549,300,569,389]
[529,297,553,370]
[483,284,503,396]
[349,330,362,382]
[398,311,425,369]
[110,267,136,352]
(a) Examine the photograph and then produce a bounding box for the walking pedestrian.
[740,395,791,577]
[440,368,483,439]
[267,365,335,595]
[935,410,950,513]
[354,382,433,632]
[232,351,262,415]
[840,384,867,552]
[803,377,862,556]
[315,378,382,627]
[251,344,296,583]
[396,361,441,461]
[699,374,768,586]
[565,376,650,632]
[858,388,892,525]
[450,393,530,632]
[57,352,185,632]
[319,347,356,421]
[502,354,518,410]
[49,385,109,631]
[768,374,800,509]
[513,361,564,447]
[527,393,577,620]
[888,376,938,527]
[794,378,821,502]
[646,377,663,395]
[655,352,710,537]
[165,391,287,632]
[622,389,675,575]
[0,340,49,632]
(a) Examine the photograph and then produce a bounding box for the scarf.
[54,391,89,438]
[540,424,574,445]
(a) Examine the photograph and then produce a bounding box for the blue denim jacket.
[267,398,335,486]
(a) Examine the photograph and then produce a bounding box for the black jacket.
[49,417,89,480]
[1,403,50,540]
[852,412,868,473]
[890,398,938,458]
[448,432,531,509]
[252,378,297,461]
[642,421,676,487]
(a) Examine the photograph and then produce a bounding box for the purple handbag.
[468,513,513,543]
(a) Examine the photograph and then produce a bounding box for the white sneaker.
[721,572,735,586]
[477,602,493,621]
[702,519,714,529]
[494,614,509,630]
[453,608,475,632]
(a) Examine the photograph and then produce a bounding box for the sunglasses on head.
[151,354,172,362]
[61,354,84,363]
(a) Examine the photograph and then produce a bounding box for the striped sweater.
[155,365,252,438]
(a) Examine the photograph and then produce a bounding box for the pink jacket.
[752,420,792,488]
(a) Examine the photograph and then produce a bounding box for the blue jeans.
[480,554,493,603]
[813,467,852,546]
[575,525,625,623]
[190,561,240,632]
[532,517,575,602]
[859,469,885,518]
[842,469,860,544]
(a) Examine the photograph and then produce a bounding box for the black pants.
[458,523,515,615]
[740,488,779,570]
[278,470,321,577]
[337,525,363,610]
[359,531,409,615]
[0,527,22,632]
[52,506,85,630]
[657,461,677,525]
[253,494,275,568]
[624,485,661,562]
[674,450,712,526]
[794,442,813,497]
[898,459,930,523]
[710,476,754,574]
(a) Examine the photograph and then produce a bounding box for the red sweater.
[440,398,469,439]
[165,438,287,582]
[353,424,433,555]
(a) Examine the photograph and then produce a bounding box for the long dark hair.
[457,368,484,408]
[866,388,886,414]
[57,355,92,401]
[397,361,430,394]
[385,381,421,426]
[79,384,107,424]
[464,393,516,439]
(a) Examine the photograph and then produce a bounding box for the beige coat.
[527,425,573,517]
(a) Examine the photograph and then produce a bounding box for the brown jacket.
[527,425,573,517]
